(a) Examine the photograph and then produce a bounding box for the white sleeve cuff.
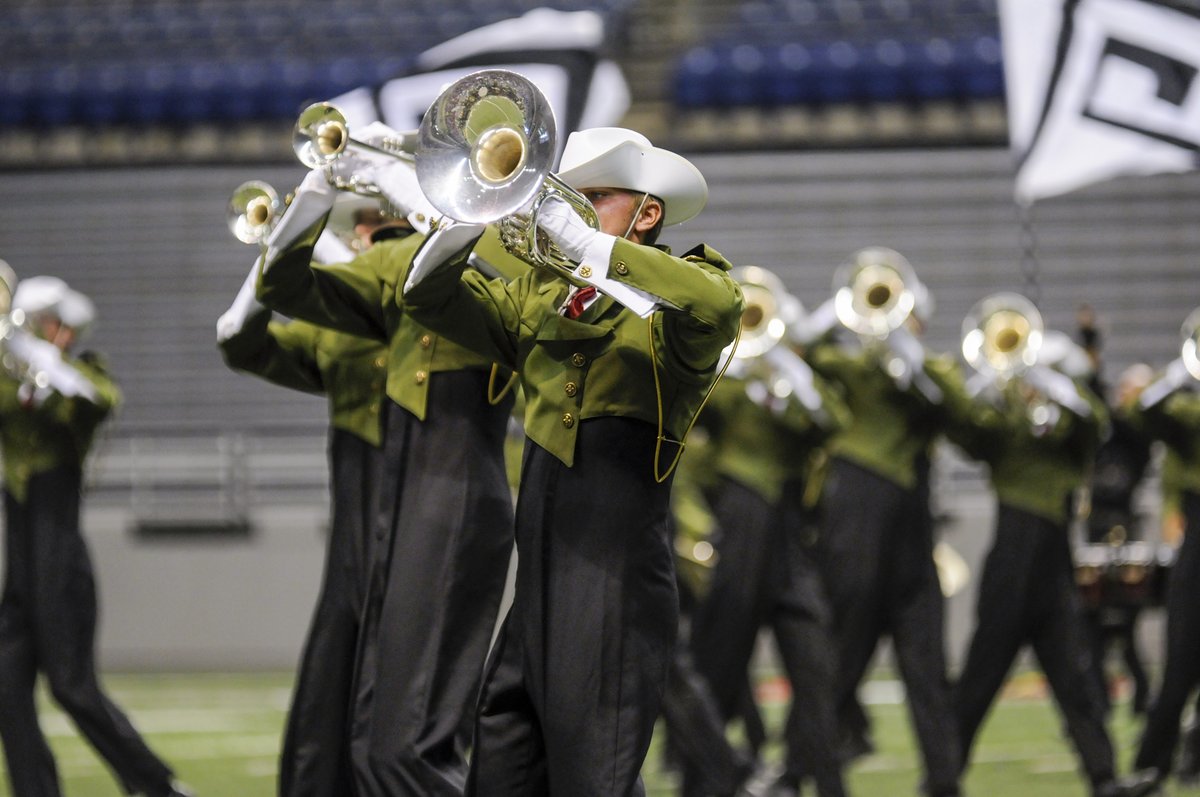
[262,179,338,270]
[312,229,356,265]
[403,221,486,294]
[216,258,266,342]
[571,234,660,318]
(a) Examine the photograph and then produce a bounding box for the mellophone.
[1074,541,1177,610]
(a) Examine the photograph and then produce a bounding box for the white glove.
[762,344,824,415]
[1023,364,1091,418]
[312,228,356,265]
[5,331,97,403]
[1138,358,1192,409]
[216,258,267,343]
[371,161,440,234]
[403,219,487,294]
[884,327,943,403]
[790,297,839,346]
[261,168,340,268]
[537,196,604,263]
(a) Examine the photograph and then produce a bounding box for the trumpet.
[292,102,418,198]
[227,180,285,245]
[1180,306,1200,380]
[0,262,46,390]
[414,69,600,286]
[833,246,917,338]
[960,292,1043,380]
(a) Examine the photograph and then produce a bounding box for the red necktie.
[564,286,597,319]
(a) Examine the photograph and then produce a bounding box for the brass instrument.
[0,262,45,389]
[833,246,917,338]
[1180,306,1200,380]
[960,292,1043,380]
[292,102,418,198]
[414,69,600,285]
[226,180,284,245]
[730,265,794,359]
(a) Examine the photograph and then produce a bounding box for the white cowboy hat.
[57,289,96,338]
[12,275,68,318]
[555,127,708,227]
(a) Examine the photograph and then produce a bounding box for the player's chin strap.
[649,315,742,483]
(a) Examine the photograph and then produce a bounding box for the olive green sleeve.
[609,239,744,372]
[402,235,528,371]
[219,310,326,396]
[256,212,402,341]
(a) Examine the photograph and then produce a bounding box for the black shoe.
[147,782,196,797]
[1095,770,1163,797]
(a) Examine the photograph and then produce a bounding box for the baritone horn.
[960,292,1043,379]
[833,246,917,338]
[730,265,796,359]
[227,180,284,245]
[414,69,599,285]
[292,102,418,198]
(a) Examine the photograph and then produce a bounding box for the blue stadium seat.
[673,45,723,109]
[766,41,819,106]
[77,63,134,126]
[956,34,1005,99]
[125,62,178,126]
[0,67,37,128]
[859,37,909,101]
[722,42,771,107]
[810,39,862,104]
[908,36,958,101]
[33,64,82,127]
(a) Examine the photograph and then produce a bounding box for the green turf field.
[0,670,1193,797]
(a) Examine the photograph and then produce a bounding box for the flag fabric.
[999,0,1200,205]
[329,8,631,152]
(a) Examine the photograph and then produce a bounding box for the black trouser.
[820,458,960,797]
[349,372,515,797]
[279,429,385,797]
[690,477,846,797]
[954,504,1115,788]
[1135,490,1200,776]
[662,636,752,797]
[465,418,678,797]
[0,467,175,797]
[1084,604,1150,715]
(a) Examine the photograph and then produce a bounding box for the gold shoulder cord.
[487,363,519,404]
[650,314,742,483]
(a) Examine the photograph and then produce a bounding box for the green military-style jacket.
[700,368,849,504]
[946,379,1107,524]
[256,217,528,422]
[807,341,964,490]
[0,353,121,503]
[1130,389,1200,496]
[403,234,744,468]
[219,309,389,446]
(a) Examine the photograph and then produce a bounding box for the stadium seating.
[671,0,1003,112]
[0,0,631,129]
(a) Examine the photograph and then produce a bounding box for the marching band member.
[945,329,1134,797]
[217,213,387,797]
[402,126,743,795]
[659,438,763,797]
[0,277,193,797]
[253,126,528,796]
[1121,347,1200,797]
[685,274,851,797]
[803,254,965,797]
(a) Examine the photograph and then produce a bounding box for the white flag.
[1000,0,1200,205]
[328,8,630,153]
